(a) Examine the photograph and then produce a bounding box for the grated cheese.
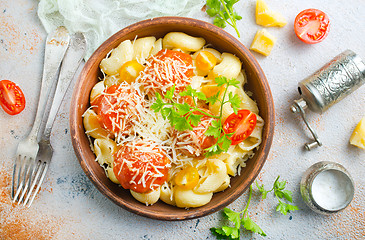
[86,49,218,192]
[137,49,194,96]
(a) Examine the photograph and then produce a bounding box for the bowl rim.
[70,16,275,221]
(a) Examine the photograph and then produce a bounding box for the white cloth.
[38,0,205,59]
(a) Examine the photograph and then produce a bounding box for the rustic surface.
[0,0,364,239]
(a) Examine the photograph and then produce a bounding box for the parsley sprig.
[210,185,266,239]
[151,76,241,156]
[206,0,242,37]
[211,177,299,239]
[256,176,300,215]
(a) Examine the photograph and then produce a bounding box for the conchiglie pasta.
[172,48,190,54]
[90,81,105,105]
[236,70,247,86]
[160,182,176,206]
[132,36,156,64]
[235,87,259,114]
[104,74,120,88]
[130,187,160,206]
[174,186,213,208]
[194,159,227,193]
[209,53,241,80]
[83,109,110,139]
[238,115,264,151]
[150,38,163,56]
[100,39,134,75]
[222,145,251,176]
[191,157,208,172]
[94,138,120,184]
[190,75,205,90]
[163,32,205,52]
[106,165,120,184]
[214,175,230,193]
[94,138,118,166]
[197,165,207,178]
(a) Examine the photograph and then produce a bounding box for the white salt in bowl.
[300,161,355,215]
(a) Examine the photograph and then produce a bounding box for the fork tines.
[24,160,49,207]
[12,158,48,207]
[12,155,35,203]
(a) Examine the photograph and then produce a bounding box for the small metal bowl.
[300,161,355,215]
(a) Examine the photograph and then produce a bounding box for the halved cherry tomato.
[113,141,170,193]
[294,9,330,44]
[119,60,144,84]
[0,80,26,115]
[223,109,257,145]
[174,166,199,190]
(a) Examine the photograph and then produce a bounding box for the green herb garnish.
[256,176,300,215]
[206,0,242,38]
[151,76,241,156]
[210,185,267,239]
[211,177,299,239]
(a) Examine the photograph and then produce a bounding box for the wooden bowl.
[70,17,274,220]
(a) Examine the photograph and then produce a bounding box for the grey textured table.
[0,0,364,239]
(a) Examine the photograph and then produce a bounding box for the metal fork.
[22,33,86,207]
[12,27,70,203]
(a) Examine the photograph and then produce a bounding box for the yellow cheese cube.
[350,116,365,149]
[250,29,276,56]
[256,0,287,27]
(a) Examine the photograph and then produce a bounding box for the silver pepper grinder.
[291,50,365,150]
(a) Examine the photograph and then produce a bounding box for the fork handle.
[27,27,70,142]
[43,33,86,140]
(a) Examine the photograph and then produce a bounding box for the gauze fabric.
[38,0,205,59]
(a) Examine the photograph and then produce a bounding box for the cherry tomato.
[195,51,217,71]
[113,141,170,193]
[223,109,257,145]
[0,80,26,115]
[119,60,144,84]
[294,9,330,44]
[174,166,199,190]
[97,84,144,134]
